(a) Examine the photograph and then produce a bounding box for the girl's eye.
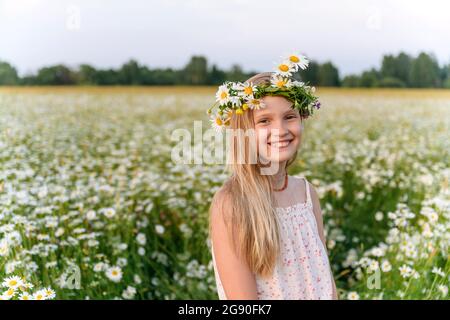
[286,115,297,120]
[257,119,269,124]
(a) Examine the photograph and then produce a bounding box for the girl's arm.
[308,182,339,300]
[210,191,259,300]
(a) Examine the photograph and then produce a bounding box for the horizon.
[0,49,447,78]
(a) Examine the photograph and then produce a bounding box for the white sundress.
[210,176,334,300]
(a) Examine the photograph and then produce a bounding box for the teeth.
[270,141,290,148]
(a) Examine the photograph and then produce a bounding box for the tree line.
[0,51,449,88]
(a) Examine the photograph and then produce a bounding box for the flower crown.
[206,52,321,132]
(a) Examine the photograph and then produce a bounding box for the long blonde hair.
[208,72,300,279]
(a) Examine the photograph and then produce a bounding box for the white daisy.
[0,239,9,256]
[428,211,438,223]
[134,275,142,285]
[106,266,123,283]
[230,82,241,91]
[122,286,137,299]
[209,116,225,133]
[93,262,105,272]
[370,247,385,257]
[44,287,56,299]
[236,82,256,99]
[86,210,97,220]
[399,264,412,278]
[438,285,448,297]
[136,233,146,245]
[291,80,305,88]
[102,207,116,219]
[431,267,445,277]
[19,292,33,300]
[375,211,384,221]
[117,243,128,251]
[117,258,128,267]
[2,288,16,299]
[286,53,309,70]
[270,74,292,89]
[215,84,230,105]
[347,291,360,300]
[22,281,34,290]
[381,260,392,272]
[155,224,165,235]
[33,289,47,300]
[367,260,379,273]
[55,228,65,237]
[229,95,242,108]
[274,60,295,76]
[247,98,266,110]
[2,276,23,289]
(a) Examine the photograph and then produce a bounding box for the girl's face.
[253,96,302,164]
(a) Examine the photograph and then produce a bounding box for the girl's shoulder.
[214,176,233,196]
[210,180,234,217]
[290,175,318,202]
[213,175,236,199]
[290,175,308,190]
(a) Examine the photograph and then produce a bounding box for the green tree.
[20,74,36,85]
[395,52,412,85]
[225,64,247,82]
[95,69,120,85]
[381,55,396,78]
[341,75,361,87]
[182,56,208,85]
[359,68,380,87]
[139,66,154,85]
[318,62,340,86]
[119,59,142,85]
[381,52,412,85]
[35,64,76,85]
[208,64,226,85]
[150,68,179,85]
[0,61,19,85]
[77,64,98,85]
[444,79,450,89]
[439,63,450,87]
[409,52,440,87]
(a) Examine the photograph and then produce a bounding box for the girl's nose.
[272,120,290,135]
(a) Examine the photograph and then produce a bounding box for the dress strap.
[303,177,311,205]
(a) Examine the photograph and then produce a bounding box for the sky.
[0,0,449,77]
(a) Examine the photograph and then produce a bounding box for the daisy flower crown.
[206,52,321,132]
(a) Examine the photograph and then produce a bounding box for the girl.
[208,72,338,300]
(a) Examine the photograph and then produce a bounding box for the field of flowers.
[0,87,449,300]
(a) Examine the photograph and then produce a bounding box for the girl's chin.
[265,147,295,161]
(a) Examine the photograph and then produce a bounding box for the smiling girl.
[207,55,338,300]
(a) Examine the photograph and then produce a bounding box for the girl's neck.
[271,161,288,187]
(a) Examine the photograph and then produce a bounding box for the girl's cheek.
[255,128,269,145]
[287,123,301,138]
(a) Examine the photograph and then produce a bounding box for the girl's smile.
[268,138,294,149]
